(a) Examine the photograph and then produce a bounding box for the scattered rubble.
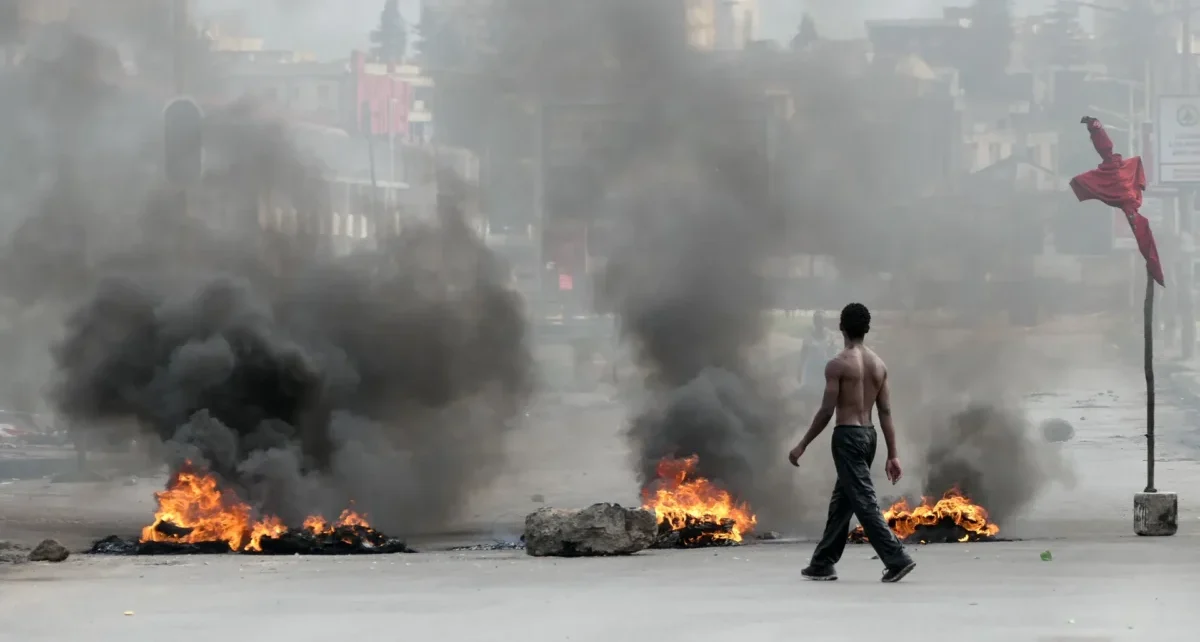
[524,503,657,557]
[0,541,29,564]
[1040,419,1075,443]
[28,539,70,562]
[450,540,525,552]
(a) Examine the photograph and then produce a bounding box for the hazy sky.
[194,0,1057,59]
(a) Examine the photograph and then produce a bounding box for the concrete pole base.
[1134,492,1178,536]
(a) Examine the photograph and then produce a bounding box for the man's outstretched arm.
[789,360,840,465]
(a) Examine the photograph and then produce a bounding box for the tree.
[1098,0,1161,83]
[790,13,818,51]
[1031,1,1090,67]
[371,0,407,64]
[961,0,1013,97]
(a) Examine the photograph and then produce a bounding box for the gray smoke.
[920,403,1054,524]
[883,333,1073,525]
[1,19,532,535]
[480,0,804,526]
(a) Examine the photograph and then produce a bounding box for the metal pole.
[173,0,188,94]
[173,0,190,251]
[1146,57,1153,128]
[1128,82,1136,155]
[363,102,379,242]
[388,98,396,183]
[1181,0,1195,360]
[534,99,546,306]
[1145,268,1157,493]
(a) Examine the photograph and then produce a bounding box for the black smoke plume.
[485,0,804,525]
[2,19,532,534]
[51,191,533,531]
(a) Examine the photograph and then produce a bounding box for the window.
[346,214,356,238]
[318,84,330,104]
[332,212,342,236]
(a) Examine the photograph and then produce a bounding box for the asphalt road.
[1,537,1197,642]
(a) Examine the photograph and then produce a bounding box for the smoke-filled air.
[4,0,1192,634]
[7,0,1154,546]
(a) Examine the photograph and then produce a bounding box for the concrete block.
[1134,492,1178,536]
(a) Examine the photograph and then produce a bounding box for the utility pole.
[1181,0,1195,360]
[170,0,193,265]
[173,0,189,94]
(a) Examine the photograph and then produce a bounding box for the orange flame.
[302,506,371,535]
[641,456,757,543]
[140,463,374,552]
[851,487,999,543]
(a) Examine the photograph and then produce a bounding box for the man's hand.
[788,443,806,467]
[885,457,902,484]
[1080,116,1097,126]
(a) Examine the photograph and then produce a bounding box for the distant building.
[219,53,348,130]
[865,14,973,70]
[352,51,434,143]
[212,36,435,145]
[685,0,758,50]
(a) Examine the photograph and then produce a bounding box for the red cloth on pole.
[1070,120,1165,286]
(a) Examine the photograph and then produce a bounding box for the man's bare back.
[788,304,900,484]
[828,345,887,428]
[789,302,915,583]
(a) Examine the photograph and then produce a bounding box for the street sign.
[1114,194,1170,251]
[1157,95,1200,183]
[163,97,205,186]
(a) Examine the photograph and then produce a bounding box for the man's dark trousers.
[810,425,912,569]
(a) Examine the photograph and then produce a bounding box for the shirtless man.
[788,302,916,583]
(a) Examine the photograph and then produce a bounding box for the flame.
[302,507,371,535]
[851,487,999,543]
[641,456,757,544]
[140,463,374,552]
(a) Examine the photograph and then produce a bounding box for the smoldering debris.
[848,487,1003,545]
[650,516,738,549]
[90,526,414,556]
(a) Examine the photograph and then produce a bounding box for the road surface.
[1,536,1197,642]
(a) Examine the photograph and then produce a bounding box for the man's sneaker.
[801,565,838,581]
[881,561,916,583]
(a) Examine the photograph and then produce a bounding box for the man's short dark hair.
[840,303,870,340]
